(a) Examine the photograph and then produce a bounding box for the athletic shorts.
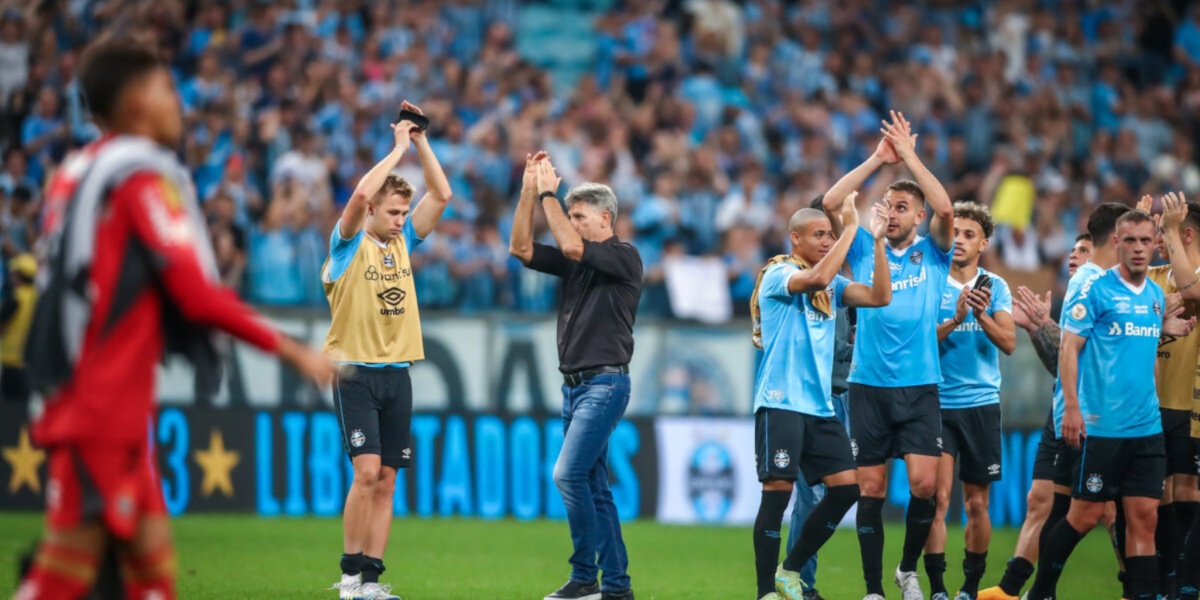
[1162,408,1194,475]
[45,444,166,540]
[1032,409,1058,481]
[940,403,1003,484]
[755,408,857,486]
[848,383,942,466]
[1071,434,1166,502]
[334,366,413,469]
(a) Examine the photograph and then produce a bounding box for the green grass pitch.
[0,513,1124,599]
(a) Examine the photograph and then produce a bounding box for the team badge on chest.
[910,250,923,265]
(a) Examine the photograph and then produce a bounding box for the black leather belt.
[563,364,629,386]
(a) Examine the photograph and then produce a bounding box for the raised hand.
[1160,191,1188,229]
[841,191,860,229]
[869,198,891,239]
[522,151,547,193]
[1012,296,1033,331]
[536,156,562,196]
[872,137,901,165]
[1164,300,1196,337]
[953,288,970,325]
[1015,286,1053,328]
[400,100,426,140]
[966,286,992,318]
[392,120,418,147]
[880,110,918,161]
[1136,194,1153,214]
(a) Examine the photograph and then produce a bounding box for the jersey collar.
[1115,269,1147,295]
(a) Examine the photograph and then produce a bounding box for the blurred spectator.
[0,252,35,403]
[4,0,1200,317]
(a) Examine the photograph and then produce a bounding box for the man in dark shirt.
[510,152,642,600]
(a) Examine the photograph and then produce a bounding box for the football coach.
[509,151,643,600]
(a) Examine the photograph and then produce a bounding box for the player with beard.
[1023,209,1195,600]
[822,111,955,600]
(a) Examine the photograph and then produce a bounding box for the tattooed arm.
[1029,321,1062,376]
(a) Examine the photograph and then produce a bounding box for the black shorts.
[1053,437,1080,489]
[941,404,1003,484]
[1162,408,1194,475]
[334,366,413,469]
[1071,434,1166,502]
[755,408,857,486]
[848,383,942,467]
[1032,409,1058,481]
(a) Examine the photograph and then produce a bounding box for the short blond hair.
[373,174,414,205]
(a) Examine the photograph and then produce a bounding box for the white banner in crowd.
[663,256,733,324]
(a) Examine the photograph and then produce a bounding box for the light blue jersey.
[1052,261,1105,435]
[753,263,850,417]
[847,227,953,387]
[324,218,423,368]
[937,269,1012,408]
[1060,269,1165,438]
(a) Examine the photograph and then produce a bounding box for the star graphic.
[193,430,240,498]
[3,426,46,495]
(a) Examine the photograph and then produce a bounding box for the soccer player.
[1023,209,1195,600]
[925,203,1015,600]
[324,101,452,600]
[16,40,334,600]
[822,111,955,600]
[1148,192,1200,599]
[750,194,891,600]
[782,197,858,600]
[979,205,1129,600]
[511,154,642,600]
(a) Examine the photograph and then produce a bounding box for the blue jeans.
[554,372,632,591]
[787,391,850,588]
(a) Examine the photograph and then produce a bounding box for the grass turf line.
[0,513,1123,599]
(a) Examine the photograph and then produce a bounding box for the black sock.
[857,496,887,596]
[997,557,1036,597]
[1039,493,1071,554]
[1114,502,1129,596]
[340,552,364,576]
[1125,555,1158,600]
[783,484,860,572]
[362,556,384,585]
[1157,504,1176,598]
[1028,519,1086,599]
[754,490,791,597]
[962,550,988,595]
[900,495,936,572]
[924,552,947,596]
[1181,504,1200,600]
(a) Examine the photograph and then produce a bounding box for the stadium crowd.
[1,0,1200,317]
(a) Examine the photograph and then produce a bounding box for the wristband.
[538,191,557,201]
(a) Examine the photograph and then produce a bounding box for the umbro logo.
[377,287,406,306]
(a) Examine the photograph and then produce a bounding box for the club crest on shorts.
[383,254,396,268]
[850,439,859,458]
[1086,474,1103,493]
[910,250,924,265]
[350,429,366,448]
[773,450,790,469]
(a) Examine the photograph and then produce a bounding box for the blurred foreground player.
[15,40,334,600]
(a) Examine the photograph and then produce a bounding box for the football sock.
[1157,504,1176,598]
[900,495,936,572]
[754,490,791,598]
[962,551,988,596]
[782,484,860,572]
[857,496,887,596]
[362,556,384,585]
[1125,555,1158,600]
[924,552,947,596]
[340,552,364,576]
[1027,518,1086,600]
[997,556,1035,597]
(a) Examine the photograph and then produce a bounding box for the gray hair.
[564,182,619,222]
